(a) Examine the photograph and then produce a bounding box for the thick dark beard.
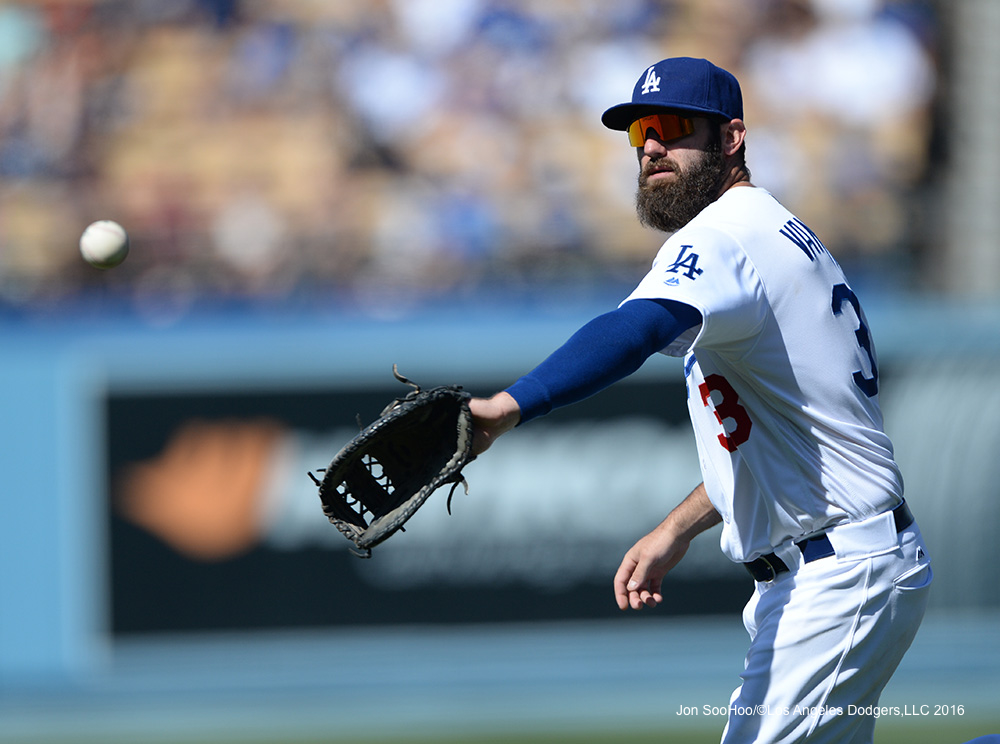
[635,142,725,233]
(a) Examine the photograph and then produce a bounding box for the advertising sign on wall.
[107,378,750,635]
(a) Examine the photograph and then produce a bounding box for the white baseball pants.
[721,514,932,744]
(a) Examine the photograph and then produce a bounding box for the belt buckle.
[756,554,778,582]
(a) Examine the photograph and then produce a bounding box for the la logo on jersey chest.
[663,244,703,284]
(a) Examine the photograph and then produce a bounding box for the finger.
[626,571,664,610]
[626,563,651,595]
[615,589,629,611]
[645,574,663,598]
[614,577,633,610]
[626,587,661,610]
[625,575,651,609]
[614,558,640,610]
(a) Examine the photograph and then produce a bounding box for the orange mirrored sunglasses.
[626,114,695,146]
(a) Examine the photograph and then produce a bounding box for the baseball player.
[469,57,932,744]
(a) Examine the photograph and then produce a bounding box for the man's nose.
[643,135,669,156]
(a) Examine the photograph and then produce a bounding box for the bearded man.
[467,57,930,744]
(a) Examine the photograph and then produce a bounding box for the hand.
[468,391,521,455]
[613,523,691,611]
[614,482,719,610]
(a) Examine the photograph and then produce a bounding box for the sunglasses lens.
[627,114,694,146]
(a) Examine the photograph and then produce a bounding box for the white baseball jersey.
[622,186,902,563]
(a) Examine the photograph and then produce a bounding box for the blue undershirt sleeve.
[505,298,701,424]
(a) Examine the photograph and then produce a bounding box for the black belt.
[744,501,914,583]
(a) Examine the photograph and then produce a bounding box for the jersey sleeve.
[504,298,701,424]
[621,225,767,356]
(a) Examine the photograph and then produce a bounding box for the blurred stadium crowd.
[0,0,939,321]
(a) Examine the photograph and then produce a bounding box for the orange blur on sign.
[117,419,285,561]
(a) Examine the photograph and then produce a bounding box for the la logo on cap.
[641,66,661,95]
[601,57,744,131]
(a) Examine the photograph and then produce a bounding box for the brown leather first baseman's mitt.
[310,366,474,558]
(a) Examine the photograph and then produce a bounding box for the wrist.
[503,376,549,424]
[469,392,521,455]
[490,391,522,432]
[657,515,693,546]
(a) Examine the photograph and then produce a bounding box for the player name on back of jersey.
[780,217,830,262]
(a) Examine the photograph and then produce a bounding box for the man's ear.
[722,119,747,156]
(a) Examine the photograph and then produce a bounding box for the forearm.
[660,483,722,543]
[506,299,701,423]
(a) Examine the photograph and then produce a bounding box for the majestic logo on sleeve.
[664,244,703,284]
[641,66,661,95]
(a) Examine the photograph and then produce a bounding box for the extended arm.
[470,298,700,454]
[613,482,722,610]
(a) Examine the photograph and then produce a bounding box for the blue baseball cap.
[601,57,743,131]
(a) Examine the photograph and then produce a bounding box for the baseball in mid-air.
[80,219,129,269]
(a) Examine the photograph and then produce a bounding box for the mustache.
[639,157,679,186]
